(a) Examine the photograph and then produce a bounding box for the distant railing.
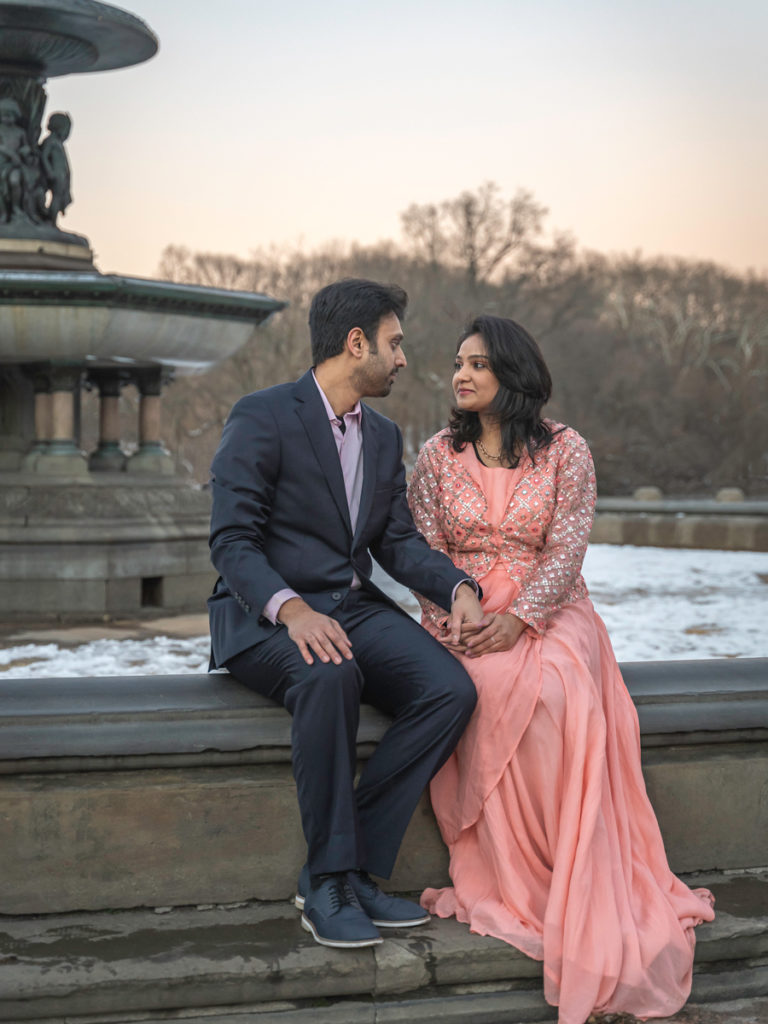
[592,490,768,550]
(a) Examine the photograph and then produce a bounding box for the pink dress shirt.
[262,373,363,624]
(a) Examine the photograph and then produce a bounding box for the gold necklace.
[476,438,503,461]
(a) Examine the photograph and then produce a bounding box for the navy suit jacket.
[208,369,471,667]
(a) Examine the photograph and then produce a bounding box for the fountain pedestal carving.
[0,1,285,619]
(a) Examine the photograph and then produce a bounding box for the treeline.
[155,183,768,495]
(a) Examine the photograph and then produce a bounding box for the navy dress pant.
[225,589,477,879]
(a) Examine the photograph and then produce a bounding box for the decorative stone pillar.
[87,371,127,472]
[21,367,53,470]
[33,365,88,476]
[0,366,35,471]
[126,366,175,475]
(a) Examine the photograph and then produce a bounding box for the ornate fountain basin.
[0,270,285,372]
[0,0,158,76]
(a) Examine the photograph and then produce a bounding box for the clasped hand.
[439,611,526,657]
[275,585,520,666]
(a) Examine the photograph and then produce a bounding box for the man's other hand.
[277,597,353,666]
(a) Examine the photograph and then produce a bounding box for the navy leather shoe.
[296,866,430,928]
[300,872,382,948]
[349,870,431,927]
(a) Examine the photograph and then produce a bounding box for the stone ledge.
[0,660,765,770]
[0,871,765,1023]
[595,497,768,516]
[0,662,766,916]
[590,512,768,550]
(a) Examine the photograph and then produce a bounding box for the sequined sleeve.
[408,439,453,632]
[509,431,596,633]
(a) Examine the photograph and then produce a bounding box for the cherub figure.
[0,97,30,223]
[21,148,47,224]
[40,112,73,225]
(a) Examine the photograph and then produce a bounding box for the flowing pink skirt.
[422,567,714,1024]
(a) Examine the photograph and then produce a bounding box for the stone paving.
[1,871,766,1023]
[0,611,210,647]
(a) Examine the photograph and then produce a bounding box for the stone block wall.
[0,661,765,916]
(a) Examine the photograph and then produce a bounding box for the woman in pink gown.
[408,315,714,1024]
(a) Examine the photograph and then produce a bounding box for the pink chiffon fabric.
[413,442,714,1024]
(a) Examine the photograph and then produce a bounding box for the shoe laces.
[324,873,359,911]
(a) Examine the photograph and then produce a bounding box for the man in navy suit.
[208,279,481,948]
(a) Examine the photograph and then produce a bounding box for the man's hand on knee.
[277,597,353,666]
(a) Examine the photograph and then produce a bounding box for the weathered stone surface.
[0,759,444,913]
[0,480,211,525]
[668,995,768,1023]
[589,500,768,551]
[191,1005,378,1024]
[416,915,542,985]
[643,749,768,872]
[0,767,306,914]
[0,873,765,1022]
[0,663,765,913]
[0,901,375,1020]
[0,475,214,616]
[0,576,108,613]
[161,570,217,609]
[374,936,431,994]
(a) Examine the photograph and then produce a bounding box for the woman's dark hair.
[309,278,408,365]
[448,314,558,465]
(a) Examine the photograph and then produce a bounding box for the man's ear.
[346,327,366,359]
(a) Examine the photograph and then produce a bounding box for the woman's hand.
[463,612,527,657]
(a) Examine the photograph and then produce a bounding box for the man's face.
[354,312,407,397]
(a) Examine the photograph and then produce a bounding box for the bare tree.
[401,182,547,285]
[154,197,768,495]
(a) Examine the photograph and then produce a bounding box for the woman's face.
[452,334,500,415]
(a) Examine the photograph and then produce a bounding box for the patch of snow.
[0,546,765,677]
[0,635,211,678]
[581,545,768,661]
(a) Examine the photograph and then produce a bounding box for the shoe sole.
[300,912,383,948]
[295,893,430,928]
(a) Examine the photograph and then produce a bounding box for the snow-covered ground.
[0,545,765,678]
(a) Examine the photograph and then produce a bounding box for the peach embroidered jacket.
[407,424,597,634]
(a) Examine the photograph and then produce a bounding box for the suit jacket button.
[331,591,342,601]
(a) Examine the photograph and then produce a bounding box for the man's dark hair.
[309,278,408,365]
[449,314,560,466]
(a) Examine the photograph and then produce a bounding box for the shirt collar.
[312,369,362,425]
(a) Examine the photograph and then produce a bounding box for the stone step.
[1,870,766,1023]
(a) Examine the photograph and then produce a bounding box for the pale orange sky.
[45,0,768,279]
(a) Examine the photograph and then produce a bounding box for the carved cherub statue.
[0,97,30,223]
[40,111,73,224]
[21,148,47,224]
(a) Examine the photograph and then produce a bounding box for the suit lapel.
[293,370,352,534]
[354,404,379,543]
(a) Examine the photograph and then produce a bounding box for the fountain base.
[0,231,94,271]
[0,472,215,619]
